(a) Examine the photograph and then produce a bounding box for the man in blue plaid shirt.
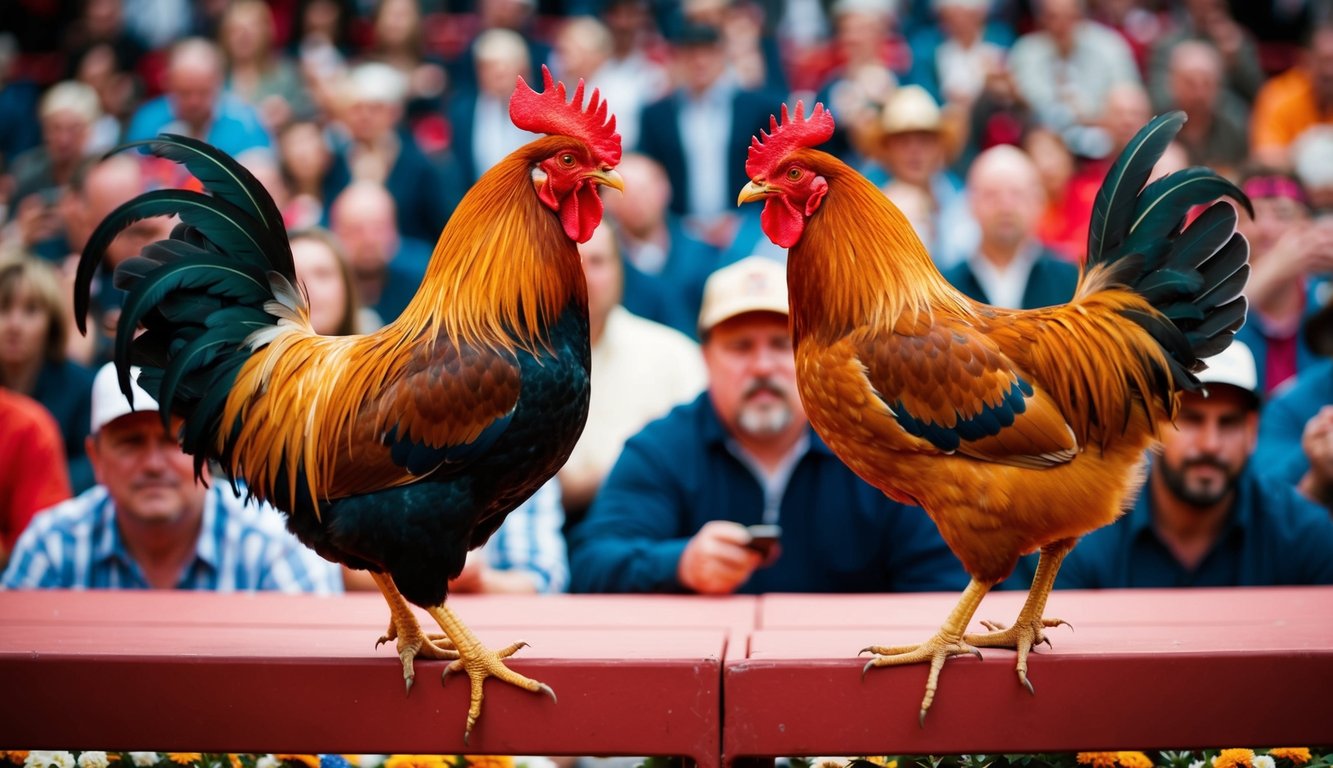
[1,363,342,593]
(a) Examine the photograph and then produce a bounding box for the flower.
[381,757,451,768]
[1253,757,1276,768]
[78,754,111,768]
[1077,754,1120,768]
[129,755,160,768]
[1117,753,1152,768]
[275,758,320,768]
[1215,750,1256,768]
[167,756,202,766]
[1189,761,1207,768]
[1268,750,1312,766]
[462,759,510,768]
[25,753,75,768]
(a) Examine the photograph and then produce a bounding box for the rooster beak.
[587,168,625,192]
[738,180,774,206]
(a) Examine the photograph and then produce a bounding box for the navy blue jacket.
[1254,357,1333,487]
[942,249,1080,309]
[568,393,969,594]
[1040,465,1333,588]
[636,88,783,218]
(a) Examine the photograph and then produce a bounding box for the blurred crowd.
[3,0,1333,594]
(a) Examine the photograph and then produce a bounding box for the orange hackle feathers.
[746,101,834,180]
[219,142,587,513]
[511,65,621,168]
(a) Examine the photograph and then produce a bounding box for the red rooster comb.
[511,65,621,167]
[746,101,835,179]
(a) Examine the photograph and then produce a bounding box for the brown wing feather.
[853,312,1078,466]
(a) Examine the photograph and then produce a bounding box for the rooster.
[738,106,1249,721]
[73,68,623,739]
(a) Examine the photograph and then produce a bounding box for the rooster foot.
[964,617,1071,695]
[378,621,459,695]
[442,639,556,744]
[860,633,983,726]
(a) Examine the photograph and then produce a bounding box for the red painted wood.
[726,587,1333,759]
[0,591,730,766]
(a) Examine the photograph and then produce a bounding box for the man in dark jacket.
[568,256,967,594]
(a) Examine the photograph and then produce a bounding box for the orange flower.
[3,755,29,765]
[167,755,202,765]
[275,757,320,768]
[383,757,450,768]
[1215,749,1256,768]
[1077,754,1120,768]
[1117,753,1152,768]
[1268,750,1312,766]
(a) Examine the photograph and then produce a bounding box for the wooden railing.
[2,587,1331,763]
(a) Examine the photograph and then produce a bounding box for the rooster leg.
[862,577,994,724]
[964,539,1076,694]
[425,602,556,744]
[371,573,459,694]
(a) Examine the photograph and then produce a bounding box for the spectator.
[67,41,139,155]
[1146,0,1265,110]
[1043,341,1333,588]
[125,37,272,158]
[289,227,365,337]
[0,257,96,492]
[447,29,539,189]
[275,119,335,230]
[327,62,459,243]
[217,0,314,132]
[327,180,433,327]
[288,0,357,121]
[905,0,1012,110]
[0,388,71,571]
[1292,126,1333,215]
[551,15,664,151]
[943,144,1079,309]
[603,151,719,337]
[446,0,552,96]
[360,0,449,127]
[1162,39,1250,177]
[1006,0,1142,152]
[1251,22,1333,170]
[637,22,780,249]
[589,0,672,151]
[1,362,344,592]
[1234,168,1333,393]
[5,81,101,262]
[1022,126,1085,263]
[871,84,974,269]
[559,223,706,523]
[568,256,967,594]
[809,0,907,166]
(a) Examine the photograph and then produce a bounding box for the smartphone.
[744,524,782,557]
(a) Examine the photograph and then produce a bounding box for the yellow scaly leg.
[965,539,1075,694]
[371,572,459,694]
[861,577,995,725]
[426,602,556,743]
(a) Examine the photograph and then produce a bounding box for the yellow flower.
[1077,754,1120,768]
[167,756,202,766]
[463,757,513,768]
[1215,750,1256,768]
[275,757,320,768]
[1118,753,1153,768]
[1268,750,1311,766]
[383,757,449,768]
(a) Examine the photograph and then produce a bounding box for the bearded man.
[567,257,967,594]
[1040,340,1333,588]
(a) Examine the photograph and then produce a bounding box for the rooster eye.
[559,153,576,167]
[787,167,802,181]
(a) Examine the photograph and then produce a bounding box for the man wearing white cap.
[1046,341,1333,588]
[569,256,965,595]
[1,363,342,592]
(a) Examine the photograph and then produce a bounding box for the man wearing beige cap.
[569,256,964,594]
[2,363,342,592]
[1017,341,1333,589]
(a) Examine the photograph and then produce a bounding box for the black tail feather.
[1083,111,1251,396]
